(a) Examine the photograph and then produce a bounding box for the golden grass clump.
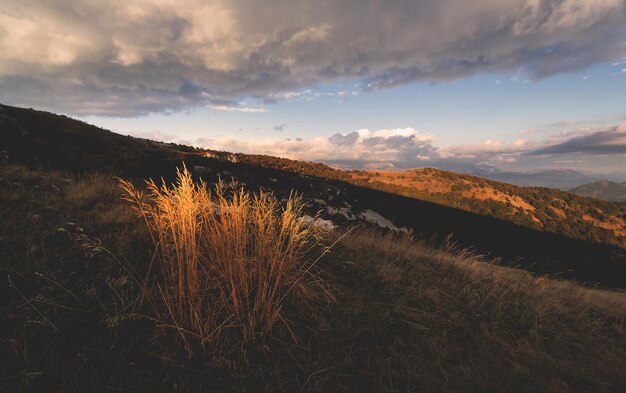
[118,165,330,351]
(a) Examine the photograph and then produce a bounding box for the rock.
[358,209,409,233]
[326,206,356,220]
[298,215,336,232]
[193,165,211,174]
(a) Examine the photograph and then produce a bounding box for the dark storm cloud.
[0,0,625,116]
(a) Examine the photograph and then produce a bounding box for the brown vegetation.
[2,103,624,286]
[117,166,332,352]
[194,148,626,248]
[2,164,626,392]
[348,168,626,247]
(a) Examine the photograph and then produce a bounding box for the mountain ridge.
[570,180,626,202]
[323,159,613,190]
[1,102,625,287]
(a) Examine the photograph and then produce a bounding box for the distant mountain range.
[475,168,600,191]
[327,160,625,191]
[570,180,626,202]
[424,162,625,191]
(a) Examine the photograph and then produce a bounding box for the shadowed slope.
[1,165,625,392]
[1,103,625,287]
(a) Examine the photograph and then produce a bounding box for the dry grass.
[118,165,332,352]
[326,229,626,392]
[3,164,626,392]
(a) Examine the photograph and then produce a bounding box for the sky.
[1,0,625,173]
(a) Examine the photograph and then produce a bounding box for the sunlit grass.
[118,165,332,352]
[3,164,625,391]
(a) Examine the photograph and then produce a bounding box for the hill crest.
[570,180,626,202]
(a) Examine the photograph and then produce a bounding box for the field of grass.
[2,164,626,392]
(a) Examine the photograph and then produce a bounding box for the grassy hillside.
[0,103,194,177]
[5,102,624,250]
[348,169,626,248]
[2,103,626,288]
[2,164,625,392]
[570,180,626,203]
[216,151,626,249]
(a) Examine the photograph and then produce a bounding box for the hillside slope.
[1,103,625,287]
[1,165,625,392]
[193,150,626,248]
[348,169,626,248]
[570,180,626,202]
[195,151,626,249]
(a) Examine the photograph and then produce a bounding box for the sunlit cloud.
[210,105,266,113]
[127,120,626,171]
[1,0,624,116]
[194,127,436,166]
[190,122,626,169]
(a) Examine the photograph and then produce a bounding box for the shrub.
[118,165,331,353]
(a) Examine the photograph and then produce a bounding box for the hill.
[2,164,625,392]
[1,102,625,288]
[436,164,600,190]
[570,180,626,202]
[347,169,626,248]
[323,160,602,190]
[199,150,626,249]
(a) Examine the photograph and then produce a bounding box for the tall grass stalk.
[118,166,331,352]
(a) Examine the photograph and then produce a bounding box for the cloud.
[210,105,266,113]
[273,123,287,132]
[0,0,624,115]
[126,120,626,171]
[329,131,360,146]
[264,90,316,103]
[194,127,436,168]
[529,125,626,155]
[436,124,626,167]
[440,138,532,163]
[337,90,357,97]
